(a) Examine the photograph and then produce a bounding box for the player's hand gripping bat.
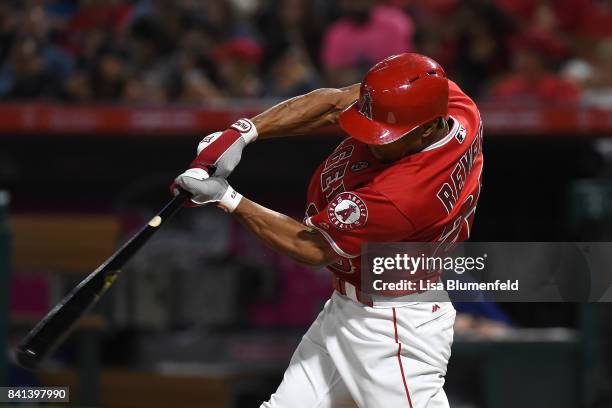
[14,189,191,370]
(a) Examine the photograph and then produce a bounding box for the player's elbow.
[309,87,357,110]
[292,232,339,268]
[294,253,331,268]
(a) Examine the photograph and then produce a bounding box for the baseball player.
[173,53,483,407]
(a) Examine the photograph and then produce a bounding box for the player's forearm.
[251,84,360,139]
[233,198,337,267]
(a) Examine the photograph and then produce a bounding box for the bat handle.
[175,188,191,202]
[161,188,191,219]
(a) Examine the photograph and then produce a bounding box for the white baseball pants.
[261,291,455,408]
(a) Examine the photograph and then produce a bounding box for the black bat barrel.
[14,190,190,369]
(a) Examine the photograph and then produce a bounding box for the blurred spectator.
[63,70,92,102]
[0,3,16,66]
[493,0,597,37]
[574,0,612,39]
[201,0,247,40]
[264,48,321,97]
[321,0,414,87]
[0,2,72,100]
[408,0,458,72]
[175,51,222,103]
[213,38,263,98]
[256,0,324,72]
[60,0,132,56]
[581,40,612,108]
[90,48,127,101]
[0,37,61,99]
[23,3,74,77]
[452,0,514,98]
[487,32,580,104]
[128,15,174,102]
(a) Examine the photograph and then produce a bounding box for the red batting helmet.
[339,53,449,145]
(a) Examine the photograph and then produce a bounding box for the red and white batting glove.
[170,118,256,206]
[192,118,258,178]
[174,168,242,212]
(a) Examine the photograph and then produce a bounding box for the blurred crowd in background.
[1,0,612,106]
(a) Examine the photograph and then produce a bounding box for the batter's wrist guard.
[218,185,242,213]
[229,118,258,144]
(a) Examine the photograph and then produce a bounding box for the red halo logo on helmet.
[358,89,373,120]
[328,192,368,230]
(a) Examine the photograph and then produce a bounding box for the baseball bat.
[14,189,191,370]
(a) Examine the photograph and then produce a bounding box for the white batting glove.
[175,168,243,212]
[194,118,258,179]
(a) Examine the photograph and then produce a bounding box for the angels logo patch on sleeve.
[328,192,368,230]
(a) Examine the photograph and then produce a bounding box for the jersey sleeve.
[304,187,415,259]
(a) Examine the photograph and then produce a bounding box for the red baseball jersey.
[304,81,483,294]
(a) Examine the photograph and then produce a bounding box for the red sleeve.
[304,188,415,258]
